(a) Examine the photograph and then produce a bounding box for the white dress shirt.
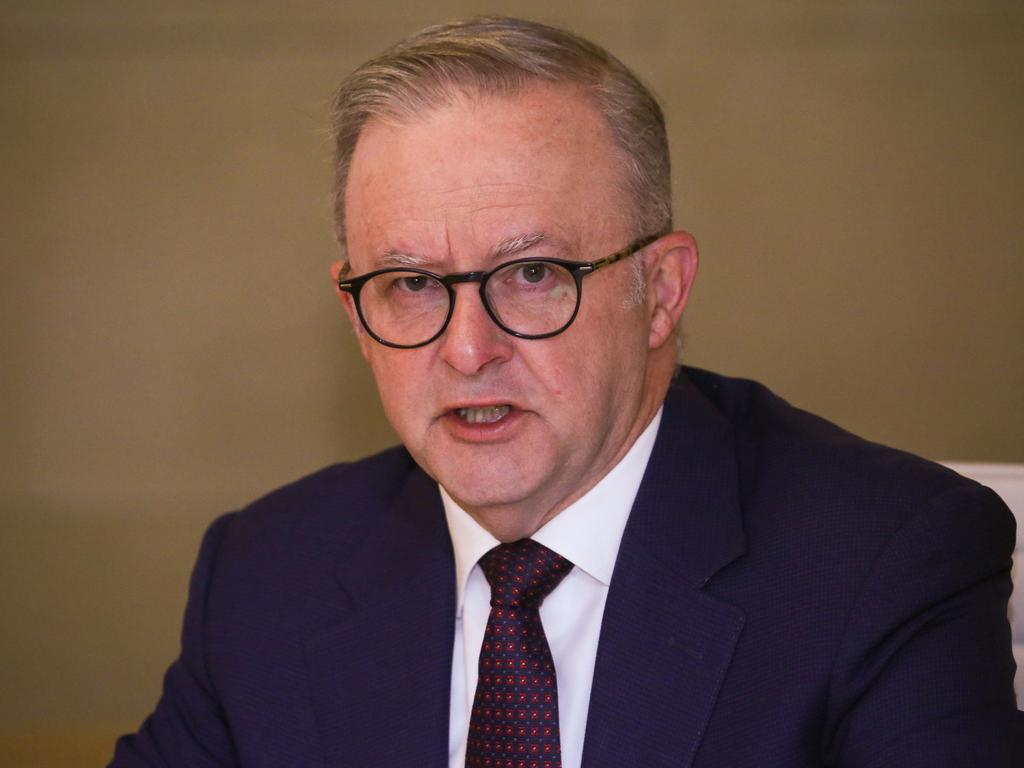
[442,408,663,768]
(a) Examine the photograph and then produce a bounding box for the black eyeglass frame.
[337,234,660,349]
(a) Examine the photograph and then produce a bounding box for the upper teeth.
[459,405,510,424]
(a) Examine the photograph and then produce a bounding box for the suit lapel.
[304,466,454,768]
[582,373,747,768]
[301,372,745,767]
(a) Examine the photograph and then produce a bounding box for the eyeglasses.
[337,235,659,349]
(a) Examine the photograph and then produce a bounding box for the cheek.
[366,355,425,427]
[574,304,641,359]
[526,340,605,413]
[561,309,648,404]
[534,356,567,398]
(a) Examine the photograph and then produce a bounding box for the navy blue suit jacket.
[112,368,1022,766]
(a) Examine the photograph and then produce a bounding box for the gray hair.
[330,16,672,258]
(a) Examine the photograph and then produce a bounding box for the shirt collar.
[442,406,663,616]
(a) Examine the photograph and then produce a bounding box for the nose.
[437,284,513,375]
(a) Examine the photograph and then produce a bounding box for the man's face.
[341,83,669,539]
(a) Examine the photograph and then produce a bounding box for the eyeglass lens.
[358,261,579,347]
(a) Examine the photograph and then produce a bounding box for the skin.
[333,82,699,542]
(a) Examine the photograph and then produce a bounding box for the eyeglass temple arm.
[582,234,660,273]
[337,261,354,290]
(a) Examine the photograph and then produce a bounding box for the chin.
[435,463,540,514]
[413,427,563,516]
[442,476,528,511]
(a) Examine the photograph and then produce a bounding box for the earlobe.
[645,232,699,349]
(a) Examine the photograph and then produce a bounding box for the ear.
[642,231,699,349]
[331,260,373,359]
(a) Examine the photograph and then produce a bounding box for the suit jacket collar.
[623,370,746,589]
[306,465,454,768]
[582,371,747,768]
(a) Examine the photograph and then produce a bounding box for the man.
[112,16,1022,768]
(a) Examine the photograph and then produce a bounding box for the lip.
[438,400,526,443]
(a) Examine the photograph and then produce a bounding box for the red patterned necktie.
[465,538,573,768]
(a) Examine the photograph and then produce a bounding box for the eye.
[397,275,430,292]
[516,262,549,284]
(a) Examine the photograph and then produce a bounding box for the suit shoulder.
[206,445,424,568]
[678,366,1006,525]
[243,445,420,519]
[678,368,1014,633]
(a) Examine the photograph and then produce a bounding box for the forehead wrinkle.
[420,181,563,210]
[432,180,562,194]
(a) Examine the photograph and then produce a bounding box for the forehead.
[343,83,632,266]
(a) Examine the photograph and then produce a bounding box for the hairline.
[342,79,639,251]
[330,18,673,261]
[336,77,642,255]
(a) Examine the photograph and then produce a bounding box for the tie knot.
[478,539,572,608]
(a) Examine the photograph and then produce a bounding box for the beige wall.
[2,2,1021,764]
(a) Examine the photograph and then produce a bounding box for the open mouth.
[457,405,512,424]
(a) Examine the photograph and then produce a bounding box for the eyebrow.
[377,249,432,268]
[372,232,553,271]
[490,232,546,260]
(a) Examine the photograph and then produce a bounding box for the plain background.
[1,1,1021,765]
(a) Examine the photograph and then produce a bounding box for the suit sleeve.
[109,513,238,768]
[824,482,1024,767]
